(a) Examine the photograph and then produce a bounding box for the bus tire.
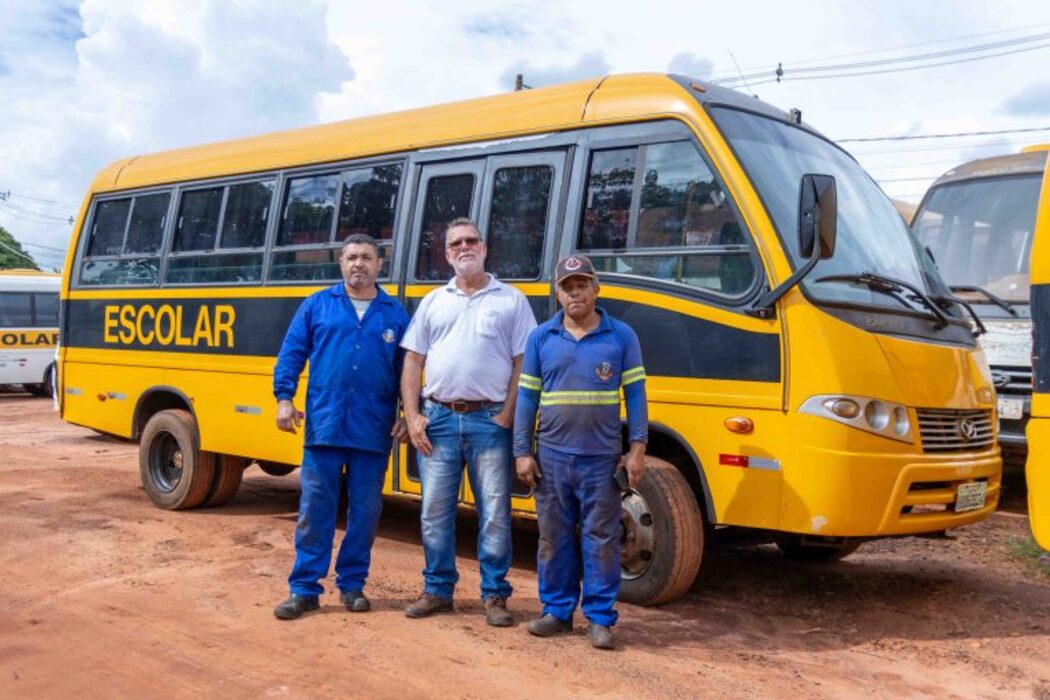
[618,456,704,606]
[139,409,215,510]
[203,454,247,507]
[24,383,48,397]
[41,363,55,399]
[774,534,861,562]
[257,460,296,477]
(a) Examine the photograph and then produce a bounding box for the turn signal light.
[96,393,107,402]
[724,416,754,434]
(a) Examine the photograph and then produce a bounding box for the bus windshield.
[912,175,1042,305]
[711,107,941,311]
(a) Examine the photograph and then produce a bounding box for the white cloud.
[668,52,713,79]
[499,51,610,90]
[0,0,352,261]
[1002,81,1050,117]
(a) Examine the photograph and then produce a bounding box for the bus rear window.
[79,192,171,286]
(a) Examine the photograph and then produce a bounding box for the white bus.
[0,270,60,397]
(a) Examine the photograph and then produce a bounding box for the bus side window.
[415,174,476,281]
[166,180,274,285]
[486,165,554,280]
[578,141,758,298]
[79,193,170,287]
[33,293,59,327]
[270,163,402,282]
[0,292,33,327]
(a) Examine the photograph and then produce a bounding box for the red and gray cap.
[554,254,596,285]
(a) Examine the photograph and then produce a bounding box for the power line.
[0,238,40,266]
[0,199,72,223]
[707,21,1050,77]
[0,190,79,207]
[840,125,1050,144]
[22,241,69,253]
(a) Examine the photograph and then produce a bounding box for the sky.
[2,0,1050,271]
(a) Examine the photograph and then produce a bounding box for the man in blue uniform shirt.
[272,233,410,620]
[514,254,648,650]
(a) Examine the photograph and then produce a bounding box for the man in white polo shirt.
[400,217,536,626]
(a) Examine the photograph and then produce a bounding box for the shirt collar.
[444,273,502,296]
[328,283,393,305]
[549,307,611,336]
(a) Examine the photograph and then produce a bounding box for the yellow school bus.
[59,74,1001,604]
[0,269,60,396]
[1022,145,1050,550]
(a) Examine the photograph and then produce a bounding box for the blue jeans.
[534,445,621,627]
[289,445,388,597]
[418,400,513,600]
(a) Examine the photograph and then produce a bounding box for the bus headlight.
[800,395,914,444]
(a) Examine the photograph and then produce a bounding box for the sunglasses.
[446,236,482,250]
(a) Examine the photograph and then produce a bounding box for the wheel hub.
[620,490,656,580]
[149,431,184,493]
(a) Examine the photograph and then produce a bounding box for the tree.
[0,226,39,270]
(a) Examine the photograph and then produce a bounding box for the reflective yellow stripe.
[622,373,646,386]
[539,389,620,406]
[519,374,542,390]
[622,366,646,386]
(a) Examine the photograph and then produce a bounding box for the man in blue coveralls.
[272,233,410,620]
[514,254,648,649]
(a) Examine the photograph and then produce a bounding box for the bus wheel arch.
[132,386,196,441]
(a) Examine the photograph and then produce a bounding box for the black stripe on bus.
[1033,283,1050,393]
[63,294,781,382]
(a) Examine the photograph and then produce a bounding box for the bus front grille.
[990,364,1032,397]
[916,408,995,453]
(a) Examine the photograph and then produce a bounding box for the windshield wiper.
[948,285,1019,317]
[815,272,951,330]
[930,294,987,337]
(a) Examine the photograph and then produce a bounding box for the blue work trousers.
[418,400,513,600]
[289,445,388,597]
[534,445,621,627]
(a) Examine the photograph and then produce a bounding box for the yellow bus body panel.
[1026,150,1050,550]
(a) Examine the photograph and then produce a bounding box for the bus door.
[395,150,568,509]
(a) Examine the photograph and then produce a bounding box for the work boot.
[526,614,572,637]
[404,592,454,618]
[340,590,370,612]
[587,623,615,650]
[273,594,320,620]
[483,595,513,627]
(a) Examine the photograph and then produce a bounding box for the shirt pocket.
[477,309,501,338]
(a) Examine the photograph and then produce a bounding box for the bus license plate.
[955,482,987,513]
[997,397,1024,421]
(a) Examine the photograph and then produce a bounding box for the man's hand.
[276,399,302,434]
[407,413,433,456]
[391,417,409,444]
[620,444,646,488]
[490,407,513,429]
[515,455,542,489]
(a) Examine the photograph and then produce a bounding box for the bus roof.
[930,149,1049,188]
[87,73,803,194]
[1021,143,1050,154]
[0,269,60,277]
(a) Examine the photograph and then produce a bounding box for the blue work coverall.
[513,308,647,627]
[273,284,409,597]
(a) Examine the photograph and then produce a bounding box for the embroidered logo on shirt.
[382,328,396,343]
[595,362,613,381]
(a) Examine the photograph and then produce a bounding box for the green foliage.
[1005,535,1050,579]
[0,226,40,270]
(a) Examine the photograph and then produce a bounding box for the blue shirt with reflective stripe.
[273,284,409,453]
[514,308,647,458]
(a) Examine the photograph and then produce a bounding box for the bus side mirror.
[799,174,837,260]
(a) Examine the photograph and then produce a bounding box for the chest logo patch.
[595,362,613,382]
[382,328,396,343]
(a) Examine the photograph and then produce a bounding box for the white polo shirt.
[401,274,537,402]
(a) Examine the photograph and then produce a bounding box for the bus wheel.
[618,456,704,606]
[257,460,296,477]
[24,383,48,397]
[139,409,216,510]
[774,534,861,562]
[41,363,55,399]
[203,454,247,507]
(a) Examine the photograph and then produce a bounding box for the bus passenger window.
[124,193,169,254]
[278,174,340,247]
[174,188,222,252]
[415,174,475,281]
[487,166,553,280]
[337,164,402,241]
[579,140,757,298]
[79,192,170,286]
[580,148,636,250]
[86,199,131,257]
[0,293,33,327]
[220,180,275,249]
[33,293,59,327]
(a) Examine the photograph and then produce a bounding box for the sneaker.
[526,614,572,637]
[404,592,454,619]
[340,590,370,612]
[587,623,615,650]
[273,594,320,620]
[483,595,513,627]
